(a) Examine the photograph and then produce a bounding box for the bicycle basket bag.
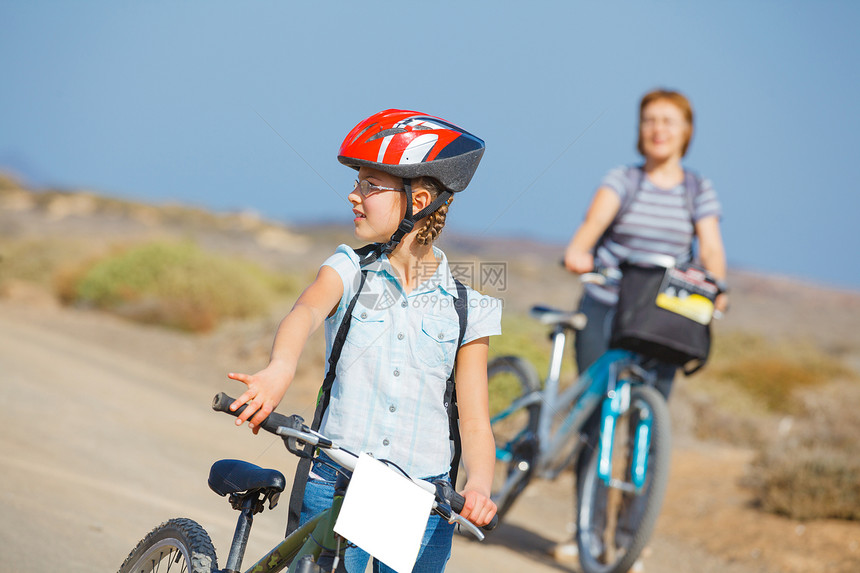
[610,262,719,374]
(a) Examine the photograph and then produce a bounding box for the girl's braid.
[414,177,452,245]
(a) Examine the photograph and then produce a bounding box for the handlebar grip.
[212,392,296,436]
[436,480,499,531]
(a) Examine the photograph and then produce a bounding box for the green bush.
[72,241,296,331]
[485,312,580,414]
[491,313,576,382]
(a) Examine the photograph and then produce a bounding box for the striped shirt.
[588,165,722,305]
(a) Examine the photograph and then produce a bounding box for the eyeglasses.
[640,117,685,130]
[352,179,404,198]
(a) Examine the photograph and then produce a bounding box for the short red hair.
[637,89,695,157]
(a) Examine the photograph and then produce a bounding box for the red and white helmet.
[338,109,485,193]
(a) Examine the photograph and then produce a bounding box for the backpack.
[285,244,468,533]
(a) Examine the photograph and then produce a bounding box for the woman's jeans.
[574,292,676,399]
[299,454,454,573]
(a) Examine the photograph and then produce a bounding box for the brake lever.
[281,415,313,458]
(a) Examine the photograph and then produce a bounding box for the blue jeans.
[574,292,676,459]
[300,454,454,573]
[574,292,676,399]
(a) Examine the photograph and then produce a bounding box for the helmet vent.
[368,127,408,141]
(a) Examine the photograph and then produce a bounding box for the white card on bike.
[334,452,435,573]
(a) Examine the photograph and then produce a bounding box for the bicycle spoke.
[460,356,540,522]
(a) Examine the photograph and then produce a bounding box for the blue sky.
[1,1,859,289]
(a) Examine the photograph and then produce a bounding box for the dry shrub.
[745,445,860,521]
[703,332,852,414]
[688,331,860,521]
[0,237,99,291]
[748,376,860,521]
[0,172,19,190]
[711,358,822,412]
[686,395,764,446]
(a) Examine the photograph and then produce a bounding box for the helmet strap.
[403,179,414,220]
[412,189,452,222]
[370,180,453,260]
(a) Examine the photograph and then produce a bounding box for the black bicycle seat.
[530,305,587,330]
[208,459,286,497]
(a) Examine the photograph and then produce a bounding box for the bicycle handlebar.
[212,392,300,436]
[212,393,497,536]
[559,258,622,286]
[562,256,727,299]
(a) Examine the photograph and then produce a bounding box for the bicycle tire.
[575,384,671,573]
[485,355,541,520]
[118,517,218,573]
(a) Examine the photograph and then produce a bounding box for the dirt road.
[1,299,856,572]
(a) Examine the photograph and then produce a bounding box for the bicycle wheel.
[485,355,541,519]
[575,384,671,573]
[119,517,218,573]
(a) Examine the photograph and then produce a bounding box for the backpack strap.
[595,165,645,254]
[682,170,704,260]
[598,166,702,258]
[614,165,646,224]
[286,244,374,534]
[285,247,469,534]
[445,279,469,485]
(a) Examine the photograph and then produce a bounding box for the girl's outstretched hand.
[458,487,498,528]
[227,360,294,434]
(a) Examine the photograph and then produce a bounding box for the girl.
[228,109,500,572]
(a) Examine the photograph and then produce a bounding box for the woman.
[564,89,728,396]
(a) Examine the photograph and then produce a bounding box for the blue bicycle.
[485,270,674,573]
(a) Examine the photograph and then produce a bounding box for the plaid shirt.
[318,244,502,478]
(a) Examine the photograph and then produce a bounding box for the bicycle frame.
[491,323,648,505]
[242,494,344,573]
[234,425,486,572]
